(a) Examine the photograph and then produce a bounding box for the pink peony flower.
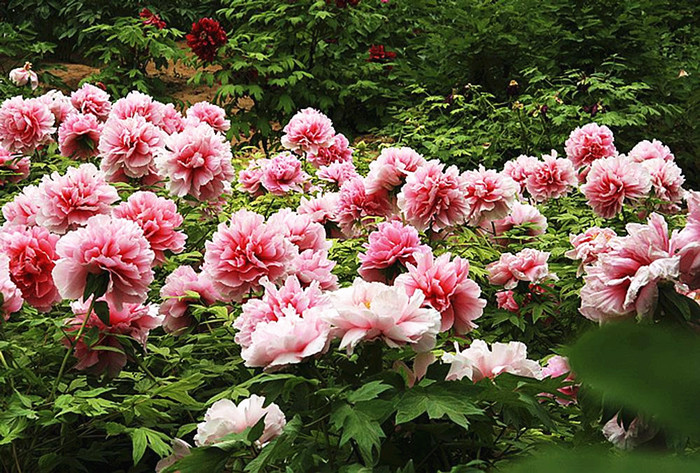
[365,147,427,195]
[628,139,674,163]
[156,439,191,473]
[290,249,339,290]
[58,112,102,160]
[326,279,441,353]
[0,225,60,311]
[602,414,658,450]
[268,209,330,252]
[525,150,577,202]
[503,155,538,194]
[38,90,74,126]
[442,339,542,382]
[35,163,119,234]
[185,101,230,133]
[65,297,161,376]
[237,158,267,196]
[671,191,700,290]
[70,84,112,121]
[359,221,429,283]
[565,123,617,169]
[0,147,30,185]
[156,124,234,201]
[580,155,651,218]
[461,166,518,225]
[565,226,617,275]
[306,133,352,168]
[396,251,486,334]
[641,158,685,208]
[480,201,547,245]
[260,152,308,195]
[541,355,577,405]
[112,191,186,265]
[98,116,164,180]
[159,266,219,334]
[193,395,286,446]
[334,178,395,237]
[487,248,555,289]
[9,63,38,89]
[110,91,165,126]
[159,103,185,134]
[53,215,154,308]
[317,161,359,188]
[281,108,335,154]
[0,255,23,320]
[202,209,296,301]
[0,96,56,153]
[241,307,331,369]
[397,160,470,232]
[2,185,40,227]
[495,290,519,313]
[297,193,339,225]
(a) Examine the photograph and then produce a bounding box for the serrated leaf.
[347,381,393,403]
[131,428,148,465]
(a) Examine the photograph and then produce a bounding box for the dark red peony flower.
[368,45,396,62]
[140,8,166,30]
[186,18,228,63]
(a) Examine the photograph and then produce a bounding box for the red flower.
[187,18,228,63]
[368,45,396,62]
[139,8,166,30]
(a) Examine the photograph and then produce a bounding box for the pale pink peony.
[565,123,617,169]
[503,155,539,194]
[396,251,486,334]
[159,103,185,134]
[38,90,74,126]
[290,249,339,291]
[110,91,165,126]
[306,133,352,168]
[53,215,154,308]
[442,340,542,382]
[185,101,230,133]
[326,279,441,353]
[58,112,102,160]
[317,161,359,188]
[565,226,617,275]
[495,290,519,313]
[480,201,547,245]
[98,116,164,180]
[65,297,161,376]
[112,191,186,265]
[334,178,395,237]
[359,221,429,283]
[241,306,331,369]
[70,84,112,121]
[0,225,60,311]
[461,166,518,225]
[365,147,427,195]
[0,255,23,320]
[0,96,56,153]
[156,124,234,201]
[671,191,700,290]
[159,266,219,334]
[2,185,40,227]
[35,163,119,234]
[9,63,38,89]
[281,108,335,154]
[525,150,577,202]
[297,193,339,225]
[237,158,267,196]
[193,395,286,446]
[260,152,308,195]
[580,155,651,218]
[268,209,330,252]
[202,209,296,301]
[0,147,30,185]
[487,248,555,289]
[641,158,685,208]
[541,355,577,405]
[628,139,674,163]
[397,160,470,232]
[156,439,191,473]
[602,415,658,450]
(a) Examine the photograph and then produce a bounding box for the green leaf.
[347,381,393,403]
[93,301,110,326]
[396,381,482,430]
[83,272,110,300]
[131,428,148,465]
[164,447,228,473]
[331,403,386,465]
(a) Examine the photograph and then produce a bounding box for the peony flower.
[359,221,429,283]
[237,158,267,196]
[525,150,577,202]
[0,225,60,311]
[326,279,441,353]
[461,166,518,225]
[541,355,577,405]
[156,123,234,201]
[297,193,339,225]
[186,18,228,63]
[602,414,658,450]
[2,184,40,227]
[565,123,617,169]
[260,152,308,195]
[58,112,102,160]
[628,139,674,163]
[0,147,30,185]
[241,307,331,369]
[268,209,330,253]
[306,133,352,168]
[503,155,538,194]
[565,226,617,275]
[185,101,230,133]
[442,340,542,382]
[495,290,519,313]
[480,201,547,245]
[396,251,486,334]
[70,83,112,121]
[38,90,74,126]
[156,439,191,473]
[159,103,185,134]
[159,266,219,334]
[334,178,395,237]
[202,209,296,301]
[112,191,187,265]
[487,248,555,289]
[0,96,55,153]
[193,395,286,446]
[64,297,161,376]
[281,108,335,154]
[365,147,427,195]
[9,62,38,89]
[671,191,700,290]
[98,116,164,180]
[580,155,651,218]
[0,255,23,320]
[53,215,154,308]
[641,158,685,208]
[110,91,166,126]
[317,161,359,188]
[35,163,119,234]
[290,249,339,291]
[397,160,470,232]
